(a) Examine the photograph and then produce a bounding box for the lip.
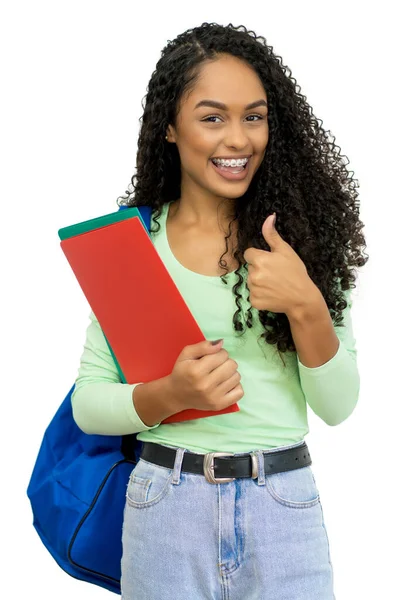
[210,158,250,181]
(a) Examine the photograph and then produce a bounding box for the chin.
[209,185,249,200]
[215,179,251,193]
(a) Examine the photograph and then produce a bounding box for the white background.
[1,1,402,598]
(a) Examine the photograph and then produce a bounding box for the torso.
[166,201,242,277]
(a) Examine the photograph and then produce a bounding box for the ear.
[166,124,176,143]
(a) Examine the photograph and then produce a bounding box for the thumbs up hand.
[243,213,320,316]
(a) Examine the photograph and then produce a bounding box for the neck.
[168,197,236,232]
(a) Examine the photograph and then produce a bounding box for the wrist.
[163,374,184,414]
[287,285,325,324]
[132,375,182,427]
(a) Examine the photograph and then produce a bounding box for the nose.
[223,123,249,150]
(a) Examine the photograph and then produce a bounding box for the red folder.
[59,212,239,423]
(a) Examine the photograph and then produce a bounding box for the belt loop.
[255,450,266,486]
[172,447,186,485]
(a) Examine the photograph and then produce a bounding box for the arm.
[71,310,178,435]
[287,286,360,426]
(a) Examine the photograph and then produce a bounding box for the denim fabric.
[121,440,335,600]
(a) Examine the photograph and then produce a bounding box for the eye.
[246,115,264,122]
[201,115,222,123]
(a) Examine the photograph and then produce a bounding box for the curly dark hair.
[116,22,369,360]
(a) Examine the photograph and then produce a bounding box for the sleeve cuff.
[124,383,161,432]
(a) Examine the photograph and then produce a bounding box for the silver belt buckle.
[203,452,236,484]
[250,452,259,479]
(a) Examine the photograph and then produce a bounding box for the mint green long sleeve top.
[71,202,360,453]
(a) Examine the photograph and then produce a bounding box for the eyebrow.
[194,99,268,111]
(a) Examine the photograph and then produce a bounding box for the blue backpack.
[27,204,152,595]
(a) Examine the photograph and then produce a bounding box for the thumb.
[262,212,282,250]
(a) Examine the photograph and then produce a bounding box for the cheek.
[257,126,269,150]
[178,132,214,166]
[255,137,268,166]
[185,123,214,149]
[252,119,268,143]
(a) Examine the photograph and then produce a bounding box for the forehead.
[181,54,266,109]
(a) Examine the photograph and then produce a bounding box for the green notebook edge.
[58,206,145,240]
[102,332,127,384]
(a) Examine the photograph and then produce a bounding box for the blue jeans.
[121,440,335,599]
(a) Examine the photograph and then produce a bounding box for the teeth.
[212,157,248,167]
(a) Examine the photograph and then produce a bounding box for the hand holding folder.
[58,206,240,424]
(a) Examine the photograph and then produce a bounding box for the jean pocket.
[266,465,320,508]
[125,458,173,509]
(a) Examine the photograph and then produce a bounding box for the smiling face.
[166,53,269,208]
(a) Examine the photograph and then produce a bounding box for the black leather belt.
[140,441,312,484]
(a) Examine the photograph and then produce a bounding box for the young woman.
[71,22,368,600]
